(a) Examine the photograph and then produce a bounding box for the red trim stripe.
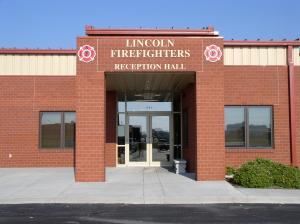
[0,49,76,54]
[85,27,218,36]
[224,40,300,46]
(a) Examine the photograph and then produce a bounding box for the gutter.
[288,46,297,166]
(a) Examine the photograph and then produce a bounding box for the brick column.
[195,70,225,180]
[75,65,106,181]
[105,91,117,167]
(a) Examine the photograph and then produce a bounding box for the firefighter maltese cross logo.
[77,45,96,63]
[204,44,222,62]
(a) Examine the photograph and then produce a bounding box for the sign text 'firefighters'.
[111,39,190,71]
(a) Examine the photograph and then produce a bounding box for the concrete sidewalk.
[0,167,300,204]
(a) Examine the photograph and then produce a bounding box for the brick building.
[0,26,299,182]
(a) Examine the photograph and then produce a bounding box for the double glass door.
[126,113,172,166]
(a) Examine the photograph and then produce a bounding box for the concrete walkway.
[0,167,300,204]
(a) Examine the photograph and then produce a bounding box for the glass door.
[150,115,172,166]
[127,115,149,166]
[126,113,173,167]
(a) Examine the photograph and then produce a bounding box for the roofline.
[0,40,299,55]
[224,40,300,46]
[85,26,219,36]
[0,48,76,55]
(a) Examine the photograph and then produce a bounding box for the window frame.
[39,111,76,150]
[225,106,274,149]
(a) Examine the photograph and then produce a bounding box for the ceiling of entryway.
[105,72,195,93]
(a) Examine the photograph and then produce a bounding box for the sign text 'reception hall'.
[111,39,191,58]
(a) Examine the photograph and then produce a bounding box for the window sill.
[226,148,275,153]
[39,148,74,152]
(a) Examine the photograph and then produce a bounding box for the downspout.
[288,46,297,166]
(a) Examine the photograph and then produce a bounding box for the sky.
[0,0,299,49]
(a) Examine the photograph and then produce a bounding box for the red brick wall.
[296,66,300,167]
[0,76,75,167]
[105,91,116,167]
[224,66,291,167]
[76,37,106,181]
[182,83,196,172]
[195,38,225,180]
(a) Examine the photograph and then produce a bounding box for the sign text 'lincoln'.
[111,39,190,71]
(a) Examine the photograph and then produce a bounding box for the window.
[64,112,76,148]
[225,106,273,148]
[40,112,61,148]
[224,107,245,147]
[40,112,76,148]
[248,107,272,147]
[117,113,125,145]
[117,93,126,164]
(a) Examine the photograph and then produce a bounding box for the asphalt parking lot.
[0,204,300,224]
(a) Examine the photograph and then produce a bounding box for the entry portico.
[106,72,194,168]
[75,26,225,182]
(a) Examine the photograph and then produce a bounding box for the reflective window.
[120,92,174,112]
[129,116,147,162]
[40,112,76,148]
[117,113,125,145]
[225,107,245,147]
[41,112,61,148]
[64,112,76,148]
[152,116,170,163]
[118,102,125,112]
[224,106,273,148]
[127,102,172,111]
[118,146,125,164]
[118,113,125,125]
[117,126,125,145]
[248,107,272,147]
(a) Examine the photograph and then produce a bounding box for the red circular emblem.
[77,45,96,63]
[204,44,222,62]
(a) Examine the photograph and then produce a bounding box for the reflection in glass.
[118,126,125,145]
[118,113,125,125]
[127,102,172,112]
[118,113,125,145]
[152,116,170,162]
[117,92,125,112]
[225,107,245,147]
[129,116,147,162]
[248,107,272,147]
[41,112,61,148]
[64,112,76,148]
[118,102,125,112]
[118,146,125,164]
